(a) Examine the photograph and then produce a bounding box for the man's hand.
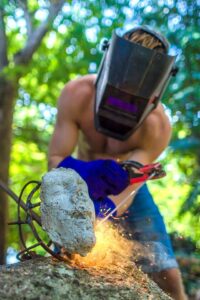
[57,156,129,200]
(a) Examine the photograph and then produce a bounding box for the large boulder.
[0,257,172,300]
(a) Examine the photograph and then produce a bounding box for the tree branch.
[0,8,9,71]
[17,0,32,37]
[14,0,65,65]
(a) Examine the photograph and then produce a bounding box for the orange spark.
[73,220,134,269]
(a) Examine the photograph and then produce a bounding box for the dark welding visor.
[94,29,177,140]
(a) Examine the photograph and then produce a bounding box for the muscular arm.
[129,104,172,164]
[111,104,172,215]
[48,82,80,169]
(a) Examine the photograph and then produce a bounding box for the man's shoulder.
[62,74,96,98]
[57,74,96,119]
[138,103,171,140]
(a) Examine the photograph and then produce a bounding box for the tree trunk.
[0,0,64,265]
[0,76,17,264]
[0,257,172,299]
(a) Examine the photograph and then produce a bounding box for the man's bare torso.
[74,75,141,160]
[73,74,166,162]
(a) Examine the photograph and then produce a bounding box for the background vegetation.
[0,0,199,296]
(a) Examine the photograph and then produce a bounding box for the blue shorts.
[116,184,178,273]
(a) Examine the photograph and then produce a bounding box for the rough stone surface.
[40,168,96,256]
[0,257,172,300]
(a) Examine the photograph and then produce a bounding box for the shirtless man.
[48,26,187,299]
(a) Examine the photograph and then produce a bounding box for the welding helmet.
[94,26,178,140]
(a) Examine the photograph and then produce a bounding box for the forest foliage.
[1,0,199,253]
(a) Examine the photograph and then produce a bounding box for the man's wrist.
[48,156,65,170]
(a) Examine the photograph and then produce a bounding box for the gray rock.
[0,257,172,300]
[40,168,96,256]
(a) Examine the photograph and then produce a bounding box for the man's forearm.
[110,149,153,216]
